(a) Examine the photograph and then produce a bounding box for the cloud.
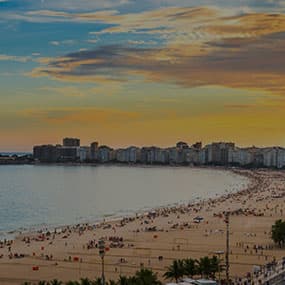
[15,5,285,96]
[0,54,32,62]
[23,107,139,125]
[224,104,254,109]
[29,32,285,96]
[2,0,285,13]
[1,0,131,11]
[0,53,56,66]
[37,0,131,11]
[39,86,86,97]
[49,41,60,46]
[15,6,285,48]
[87,39,98,44]
[49,39,77,46]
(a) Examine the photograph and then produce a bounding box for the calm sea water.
[0,165,248,237]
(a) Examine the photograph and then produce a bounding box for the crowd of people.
[0,169,284,284]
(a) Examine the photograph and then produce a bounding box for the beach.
[0,169,285,284]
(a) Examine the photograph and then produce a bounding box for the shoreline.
[1,168,285,284]
[0,167,251,242]
[1,159,284,171]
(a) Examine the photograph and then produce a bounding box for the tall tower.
[90,141,99,160]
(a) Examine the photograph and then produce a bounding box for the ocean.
[0,165,248,239]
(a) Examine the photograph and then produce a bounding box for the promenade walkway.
[237,258,285,285]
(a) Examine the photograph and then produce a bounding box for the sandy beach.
[0,169,285,284]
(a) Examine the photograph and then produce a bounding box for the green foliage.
[135,268,162,285]
[163,255,223,282]
[163,259,185,283]
[196,256,212,278]
[196,255,223,278]
[271,219,285,247]
[93,278,102,285]
[38,282,50,285]
[50,280,63,285]
[117,276,129,285]
[183,258,197,277]
[80,278,94,285]
[22,257,222,285]
[210,255,221,278]
[66,281,80,285]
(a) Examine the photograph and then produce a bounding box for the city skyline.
[1,0,285,151]
[31,138,285,168]
[2,136,285,153]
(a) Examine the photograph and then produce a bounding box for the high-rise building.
[63,137,80,147]
[97,145,113,163]
[90,141,99,160]
[277,148,285,169]
[58,146,79,162]
[33,145,60,162]
[211,142,235,165]
[192,142,202,149]
[176,141,189,150]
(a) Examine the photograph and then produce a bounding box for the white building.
[277,148,285,169]
[126,146,140,163]
[203,144,213,164]
[184,148,200,164]
[116,148,127,162]
[168,147,178,164]
[263,148,277,168]
[98,146,113,162]
[79,146,91,162]
[229,147,254,166]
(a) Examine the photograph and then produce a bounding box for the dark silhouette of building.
[176,141,189,149]
[33,145,60,162]
[90,141,99,160]
[192,142,202,149]
[212,142,235,165]
[58,146,79,162]
[63,138,80,147]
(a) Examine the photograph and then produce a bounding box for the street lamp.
[213,250,225,285]
[99,239,106,285]
[225,212,230,285]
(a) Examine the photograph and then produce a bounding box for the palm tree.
[49,280,63,285]
[128,276,139,285]
[135,268,161,285]
[210,255,222,278]
[66,281,80,285]
[38,282,49,285]
[183,258,197,278]
[163,259,184,283]
[196,256,212,278]
[117,276,129,285]
[80,278,92,285]
[93,278,102,285]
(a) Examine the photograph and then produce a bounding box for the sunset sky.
[1,0,285,151]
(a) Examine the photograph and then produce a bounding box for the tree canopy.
[271,219,285,247]
[22,256,223,285]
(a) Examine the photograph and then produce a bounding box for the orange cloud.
[22,107,139,125]
[26,6,285,97]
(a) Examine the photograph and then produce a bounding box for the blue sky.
[1,0,285,150]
